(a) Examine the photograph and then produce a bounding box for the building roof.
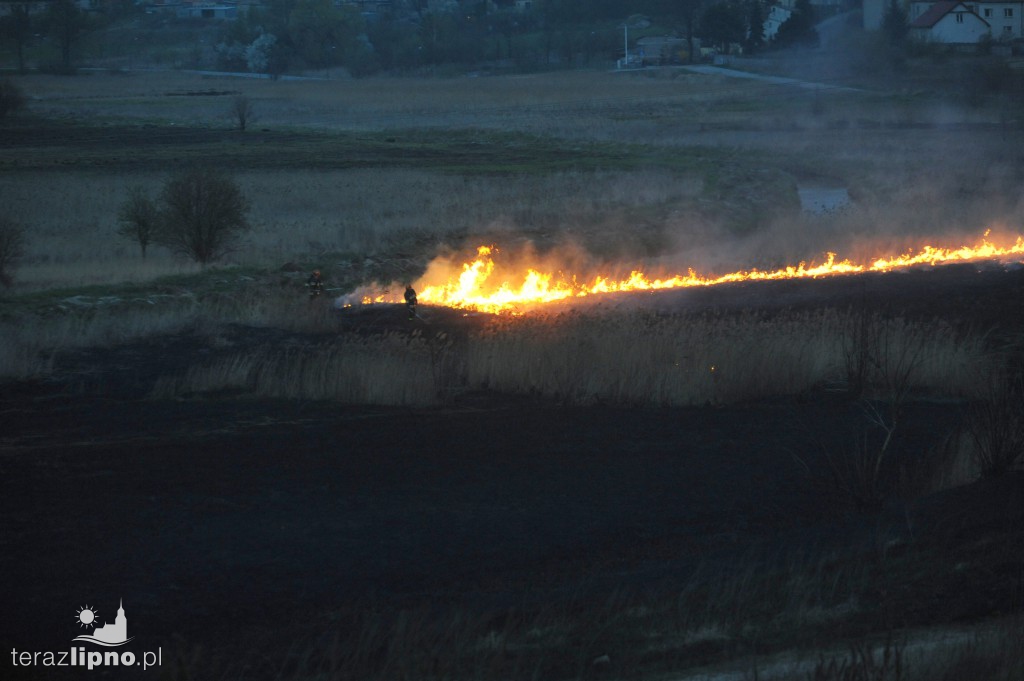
[911,1,989,27]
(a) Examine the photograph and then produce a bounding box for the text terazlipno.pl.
[10,647,162,671]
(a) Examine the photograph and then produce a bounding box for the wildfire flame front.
[360,234,1024,314]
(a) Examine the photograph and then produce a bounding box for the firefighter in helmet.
[306,269,325,299]
[404,284,417,320]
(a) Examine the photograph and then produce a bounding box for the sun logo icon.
[76,605,98,630]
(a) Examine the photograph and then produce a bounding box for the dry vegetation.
[171,582,1024,681]
[4,69,1024,292]
[3,67,1024,681]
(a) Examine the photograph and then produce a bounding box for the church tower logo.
[72,599,134,647]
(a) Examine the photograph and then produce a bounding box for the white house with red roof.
[909,0,992,43]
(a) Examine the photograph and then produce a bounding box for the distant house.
[925,0,1024,38]
[975,0,1024,38]
[913,0,991,42]
[909,0,991,43]
[877,0,1024,40]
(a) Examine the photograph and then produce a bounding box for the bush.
[229,95,254,132]
[0,216,27,288]
[967,367,1024,477]
[156,168,250,265]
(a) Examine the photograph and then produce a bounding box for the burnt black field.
[2,263,1024,680]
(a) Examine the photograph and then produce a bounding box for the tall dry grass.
[0,298,200,379]
[1,167,711,291]
[143,307,993,409]
[166,560,1022,681]
[149,331,440,406]
[0,284,341,380]
[464,309,990,407]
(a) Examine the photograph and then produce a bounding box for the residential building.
[964,0,1021,37]
[909,0,990,43]
[882,0,1024,40]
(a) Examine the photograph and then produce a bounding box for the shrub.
[229,95,254,132]
[967,367,1024,477]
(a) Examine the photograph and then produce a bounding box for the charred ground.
[2,263,1023,680]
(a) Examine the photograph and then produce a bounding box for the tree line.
[216,0,821,75]
[0,0,822,76]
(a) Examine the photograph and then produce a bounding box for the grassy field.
[2,65,1024,680]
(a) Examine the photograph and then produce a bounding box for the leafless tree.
[157,168,250,265]
[116,186,159,259]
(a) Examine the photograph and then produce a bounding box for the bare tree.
[230,95,255,132]
[0,216,27,288]
[116,186,158,258]
[157,168,250,265]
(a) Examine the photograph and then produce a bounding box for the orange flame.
[363,234,1024,314]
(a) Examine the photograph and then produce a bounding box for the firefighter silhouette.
[306,270,325,299]
[404,284,417,320]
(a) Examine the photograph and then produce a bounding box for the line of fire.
[352,232,1024,315]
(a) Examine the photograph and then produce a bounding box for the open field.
[4,68,1024,292]
[2,66,1024,680]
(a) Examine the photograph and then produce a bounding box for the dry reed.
[134,307,994,408]
[150,332,438,406]
[464,309,989,407]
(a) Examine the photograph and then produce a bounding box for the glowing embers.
[365,233,1024,314]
